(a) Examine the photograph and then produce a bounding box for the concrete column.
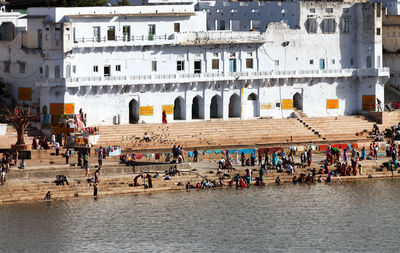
[256,47,260,72]
[204,88,210,120]
[241,87,245,120]
[222,89,229,120]
[185,91,192,121]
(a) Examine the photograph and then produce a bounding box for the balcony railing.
[35,68,389,88]
[73,34,175,47]
[175,31,265,45]
[71,31,266,48]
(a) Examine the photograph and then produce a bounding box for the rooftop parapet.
[72,31,265,48]
[175,31,265,45]
[27,4,196,23]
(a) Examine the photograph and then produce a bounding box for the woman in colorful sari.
[272,151,278,166]
[343,148,348,162]
[307,149,312,167]
[162,110,167,124]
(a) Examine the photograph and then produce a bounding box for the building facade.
[0,0,389,128]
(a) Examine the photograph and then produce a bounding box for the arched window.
[229,94,241,118]
[192,96,204,119]
[174,96,186,120]
[210,95,222,118]
[248,93,257,101]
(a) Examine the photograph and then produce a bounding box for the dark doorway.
[229,94,241,118]
[104,66,110,77]
[129,98,139,124]
[293,92,303,110]
[210,95,222,118]
[192,96,204,119]
[194,60,201,74]
[174,97,185,120]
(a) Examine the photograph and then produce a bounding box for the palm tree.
[0,104,35,145]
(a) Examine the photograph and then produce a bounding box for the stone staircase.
[0,125,33,149]
[96,118,323,151]
[296,116,375,142]
[293,108,307,118]
[380,111,400,130]
[96,116,380,152]
[0,124,42,149]
[385,84,400,105]
[0,172,201,203]
[2,162,397,204]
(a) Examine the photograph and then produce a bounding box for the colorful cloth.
[258,147,284,154]
[135,154,145,160]
[237,149,255,155]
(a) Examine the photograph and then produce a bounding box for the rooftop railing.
[72,34,175,47]
[34,68,391,87]
[71,30,266,48]
[174,31,265,44]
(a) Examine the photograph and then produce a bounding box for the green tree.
[9,0,108,8]
[45,0,107,7]
[116,0,130,6]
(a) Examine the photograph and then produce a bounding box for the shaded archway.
[210,95,222,118]
[293,92,303,110]
[247,93,259,118]
[0,22,15,41]
[229,93,241,118]
[129,98,139,124]
[192,95,204,119]
[174,96,185,120]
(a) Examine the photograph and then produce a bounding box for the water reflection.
[2,179,400,252]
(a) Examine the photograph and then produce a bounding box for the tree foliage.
[0,104,35,145]
[45,0,107,7]
[7,0,108,8]
[116,0,130,6]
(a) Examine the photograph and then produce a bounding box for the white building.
[0,0,390,128]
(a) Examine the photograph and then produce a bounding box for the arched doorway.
[0,22,15,41]
[174,96,185,120]
[129,98,139,124]
[192,96,204,119]
[293,92,303,110]
[229,94,241,118]
[210,95,222,118]
[246,93,259,118]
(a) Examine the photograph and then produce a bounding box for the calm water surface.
[2,179,400,252]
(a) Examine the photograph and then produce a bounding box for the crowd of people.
[7,116,400,200]
[0,151,27,184]
[172,145,185,163]
[237,148,314,176]
[133,173,153,188]
[32,136,51,150]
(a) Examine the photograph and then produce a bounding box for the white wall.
[0,1,388,127]
[197,0,300,31]
[0,124,6,136]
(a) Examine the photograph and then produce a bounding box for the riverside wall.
[0,157,398,205]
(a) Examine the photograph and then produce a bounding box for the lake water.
[1,179,400,252]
